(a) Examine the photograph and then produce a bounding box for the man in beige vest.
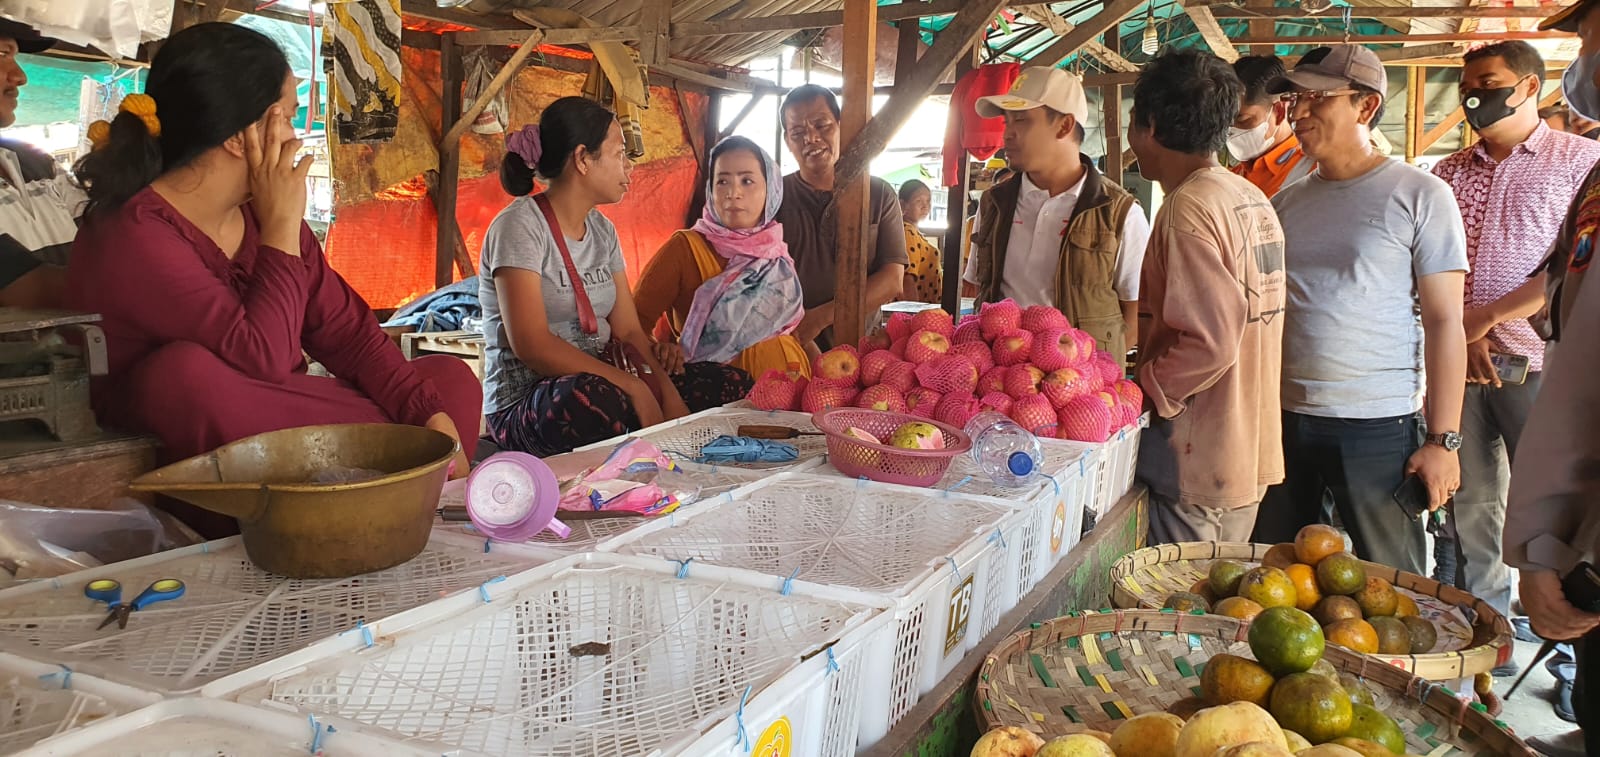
[960,67,1151,359]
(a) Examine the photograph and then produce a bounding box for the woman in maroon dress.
[68,23,479,537]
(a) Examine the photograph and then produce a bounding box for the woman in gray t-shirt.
[478,97,752,455]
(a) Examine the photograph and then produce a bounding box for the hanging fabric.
[581,45,649,160]
[324,0,403,143]
[463,49,507,135]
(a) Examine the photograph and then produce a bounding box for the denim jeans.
[1253,411,1427,575]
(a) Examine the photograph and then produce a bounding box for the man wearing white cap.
[1252,45,1468,579]
[961,66,1151,359]
[0,18,79,309]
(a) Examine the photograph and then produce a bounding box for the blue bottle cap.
[1007,451,1035,477]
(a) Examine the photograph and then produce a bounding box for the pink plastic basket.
[812,408,971,487]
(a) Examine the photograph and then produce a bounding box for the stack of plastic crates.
[606,472,1027,747]
[211,553,893,757]
[436,460,780,559]
[576,407,829,470]
[0,527,548,698]
[0,652,158,753]
[15,698,444,756]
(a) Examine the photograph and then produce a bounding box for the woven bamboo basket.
[974,610,1534,756]
[1108,542,1513,680]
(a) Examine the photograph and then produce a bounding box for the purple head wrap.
[506,125,543,170]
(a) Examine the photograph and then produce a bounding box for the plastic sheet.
[0,499,198,587]
[0,0,173,59]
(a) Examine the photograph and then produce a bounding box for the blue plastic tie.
[483,539,492,554]
[1078,458,1086,476]
[307,714,336,754]
[50,578,60,590]
[674,557,694,579]
[989,528,1008,549]
[462,523,478,533]
[943,475,973,493]
[856,475,870,489]
[1047,475,1062,497]
[780,567,800,596]
[1119,428,1127,441]
[733,684,754,752]
[825,647,840,675]
[201,542,210,553]
[36,664,71,690]
[478,575,506,603]
[353,620,374,648]
[945,556,961,582]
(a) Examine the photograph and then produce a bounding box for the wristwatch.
[1425,431,1463,452]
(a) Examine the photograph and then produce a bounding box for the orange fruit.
[1215,596,1266,622]
[1238,566,1299,609]
[1285,564,1322,612]
[1313,595,1364,626]
[1325,618,1380,654]
[1190,577,1219,605]
[1209,559,1250,597]
[1262,543,1299,570]
[1369,616,1411,655]
[1353,577,1399,618]
[1164,591,1211,613]
[1201,653,1277,707]
[1315,552,1368,596]
[1394,592,1419,617]
[1294,524,1346,566]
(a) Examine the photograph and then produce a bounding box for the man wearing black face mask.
[1431,44,1600,668]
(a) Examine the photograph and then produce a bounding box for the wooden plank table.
[861,486,1148,757]
[0,429,159,509]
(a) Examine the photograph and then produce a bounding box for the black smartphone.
[1392,475,1430,522]
[1562,561,1600,613]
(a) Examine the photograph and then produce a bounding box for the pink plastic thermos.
[465,452,571,542]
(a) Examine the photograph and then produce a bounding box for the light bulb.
[1141,25,1159,55]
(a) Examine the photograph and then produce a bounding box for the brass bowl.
[130,424,458,578]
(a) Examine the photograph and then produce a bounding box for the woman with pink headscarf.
[635,136,809,379]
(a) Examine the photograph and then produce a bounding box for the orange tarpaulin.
[325,48,709,309]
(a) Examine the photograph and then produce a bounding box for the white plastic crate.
[15,698,446,756]
[0,528,548,696]
[605,472,1024,746]
[0,652,160,754]
[213,553,894,757]
[814,438,1094,598]
[435,461,783,558]
[576,407,830,469]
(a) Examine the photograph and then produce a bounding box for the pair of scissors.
[84,578,185,630]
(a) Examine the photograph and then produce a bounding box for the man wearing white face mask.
[1430,44,1600,676]
[1229,56,1315,197]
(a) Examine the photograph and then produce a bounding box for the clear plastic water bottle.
[964,411,1043,488]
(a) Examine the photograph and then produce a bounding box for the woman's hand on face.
[244,106,312,253]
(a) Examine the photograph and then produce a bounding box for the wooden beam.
[1015,5,1139,73]
[401,29,441,51]
[436,32,464,289]
[1179,1,1241,62]
[639,0,673,67]
[834,0,879,349]
[455,26,639,47]
[1028,0,1151,68]
[1374,43,1463,62]
[655,59,783,93]
[1103,84,1124,186]
[837,0,1011,187]
[942,47,979,317]
[670,0,964,38]
[441,29,546,148]
[1405,66,1423,161]
[1208,4,1562,18]
[895,2,924,84]
[1233,31,1571,44]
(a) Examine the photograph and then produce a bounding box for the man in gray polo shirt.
[1251,46,1469,576]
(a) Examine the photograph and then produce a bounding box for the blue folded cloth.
[696,435,798,464]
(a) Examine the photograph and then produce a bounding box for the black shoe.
[1491,659,1521,678]
[1512,615,1544,643]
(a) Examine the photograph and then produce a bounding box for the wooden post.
[1405,67,1424,162]
[1103,84,1123,186]
[639,0,673,67]
[834,0,878,348]
[435,32,463,289]
[941,48,979,317]
[896,4,923,82]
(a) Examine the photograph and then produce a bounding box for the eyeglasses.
[1281,89,1360,108]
